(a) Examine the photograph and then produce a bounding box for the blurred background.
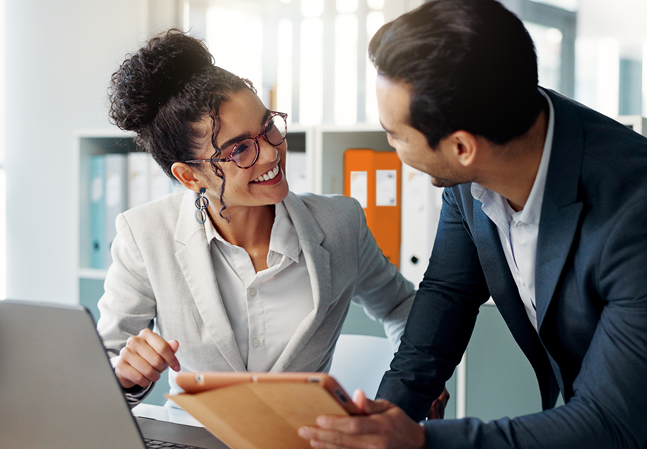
[0,0,645,418]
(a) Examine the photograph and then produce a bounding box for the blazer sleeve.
[376,187,490,420]
[96,213,157,358]
[345,197,416,351]
[96,213,159,405]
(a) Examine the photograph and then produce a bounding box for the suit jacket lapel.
[174,190,246,372]
[270,193,332,372]
[535,90,584,331]
[470,190,558,408]
[471,200,546,365]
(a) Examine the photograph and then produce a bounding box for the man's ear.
[171,162,203,192]
[447,130,479,167]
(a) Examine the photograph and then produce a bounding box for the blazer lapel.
[269,193,332,372]
[173,190,246,372]
[470,192,557,408]
[535,90,584,331]
[471,201,545,364]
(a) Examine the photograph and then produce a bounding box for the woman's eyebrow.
[218,109,272,150]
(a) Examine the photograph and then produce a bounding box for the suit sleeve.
[376,187,490,420]
[345,197,416,352]
[382,191,647,448]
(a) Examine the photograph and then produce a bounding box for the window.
[185,0,394,126]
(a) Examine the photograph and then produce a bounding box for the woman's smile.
[250,163,283,185]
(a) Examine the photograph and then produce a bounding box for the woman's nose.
[257,138,280,163]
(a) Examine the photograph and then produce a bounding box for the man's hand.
[298,390,426,449]
[114,328,181,389]
[428,388,450,420]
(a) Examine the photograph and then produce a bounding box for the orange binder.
[343,149,401,268]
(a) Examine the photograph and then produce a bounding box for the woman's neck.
[209,204,276,271]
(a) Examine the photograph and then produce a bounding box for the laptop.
[0,300,228,449]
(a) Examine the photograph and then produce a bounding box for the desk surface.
[132,403,204,427]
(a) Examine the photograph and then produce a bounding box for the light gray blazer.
[97,190,414,392]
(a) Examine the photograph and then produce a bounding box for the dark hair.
[369,0,541,148]
[108,28,254,217]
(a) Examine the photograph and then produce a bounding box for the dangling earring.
[195,188,209,224]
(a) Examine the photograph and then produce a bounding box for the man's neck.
[477,108,548,211]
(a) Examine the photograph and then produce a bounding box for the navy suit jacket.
[376,89,647,448]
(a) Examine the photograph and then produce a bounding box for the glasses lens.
[230,139,257,168]
[264,114,287,146]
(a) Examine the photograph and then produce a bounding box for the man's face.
[375,75,465,188]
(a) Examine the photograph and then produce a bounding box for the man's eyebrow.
[217,109,272,150]
[379,119,396,138]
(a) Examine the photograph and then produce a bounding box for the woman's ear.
[171,162,203,192]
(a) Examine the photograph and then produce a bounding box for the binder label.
[349,171,368,208]
[376,170,397,206]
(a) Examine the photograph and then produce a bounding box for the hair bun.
[109,29,214,131]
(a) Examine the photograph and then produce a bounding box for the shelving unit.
[77,131,137,281]
[618,115,647,136]
[311,124,393,195]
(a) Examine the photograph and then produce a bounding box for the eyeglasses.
[186,111,288,169]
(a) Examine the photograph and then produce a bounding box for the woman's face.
[195,88,289,211]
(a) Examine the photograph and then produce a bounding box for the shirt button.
[253,338,261,347]
[250,288,257,296]
[232,247,239,254]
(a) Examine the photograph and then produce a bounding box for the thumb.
[168,339,180,353]
[353,389,391,414]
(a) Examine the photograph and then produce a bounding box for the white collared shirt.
[471,89,555,330]
[204,201,313,371]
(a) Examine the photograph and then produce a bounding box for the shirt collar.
[471,88,555,226]
[516,88,555,225]
[203,201,301,264]
[268,201,301,263]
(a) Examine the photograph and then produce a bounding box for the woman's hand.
[114,328,181,389]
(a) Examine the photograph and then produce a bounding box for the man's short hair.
[369,0,541,148]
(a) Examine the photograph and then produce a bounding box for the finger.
[139,330,181,371]
[428,400,441,420]
[115,350,157,388]
[352,389,369,414]
[299,426,376,449]
[316,413,389,435]
[364,399,392,415]
[126,336,170,373]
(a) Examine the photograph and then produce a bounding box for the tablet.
[175,372,364,415]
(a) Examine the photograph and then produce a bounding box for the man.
[298,0,647,448]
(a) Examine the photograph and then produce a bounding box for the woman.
[97,29,415,406]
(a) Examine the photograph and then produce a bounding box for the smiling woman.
[96,28,420,410]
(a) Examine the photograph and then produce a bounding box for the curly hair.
[108,28,254,218]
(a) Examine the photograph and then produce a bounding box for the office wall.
[5,0,148,303]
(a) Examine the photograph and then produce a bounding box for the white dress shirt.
[204,201,313,371]
[471,89,555,330]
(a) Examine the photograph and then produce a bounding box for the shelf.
[78,268,109,280]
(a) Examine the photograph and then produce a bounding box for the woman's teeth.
[252,165,280,183]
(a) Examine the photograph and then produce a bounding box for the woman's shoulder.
[286,192,364,232]
[291,192,361,213]
[120,190,187,230]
